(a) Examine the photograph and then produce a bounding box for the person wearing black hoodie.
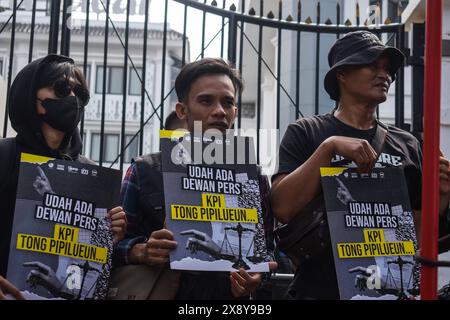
[0,54,127,299]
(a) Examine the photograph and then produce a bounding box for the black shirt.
[273,112,422,299]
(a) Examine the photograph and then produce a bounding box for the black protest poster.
[160,130,269,272]
[6,153,121,300]
[321,167,418,300]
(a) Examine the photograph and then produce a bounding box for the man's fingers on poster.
[147,237,177,250]
[147,246,171,257]
[440,161,450,177]
[0,276,24,300]
[357,143,376,173]
[237,269,262,291]
[364,141,378,162]
[146,255,169,266]
[109,208,127,243]
[151,228,175,241]
[112,226,122,232]
[108,206,126,217]
[268,261,278,271]
[111,217,126,228]
[231,270,249,287]
[111,227,125,242]
[356,153,372,173]
[244,270,262,283]
[439,158,450,196]
[230,275,250,297]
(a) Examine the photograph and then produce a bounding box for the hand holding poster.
[161,131,269,272]
[321,167,419,300]
[6,153,121,300]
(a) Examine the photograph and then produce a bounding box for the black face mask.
[38,96,82,133]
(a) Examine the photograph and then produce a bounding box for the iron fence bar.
[160,0,169,129]
[240,28,304,118]
[411,23,424,136]
[356,2,360,26]
[335,2,340,109]
[61,0,72,56]
[396,3,400,24]
[336,1,340,39]
[109,21,227,167]
[295,0,301,119]
[119,0,131,174]
[201,0,206,58]
[140,0,150,155]
[99,0,110,166]
[182,3,187,66]
[220,0,225,59]
[28,0,37,62]
[314,2,320,116]
[373,28,382,119]
[110,89,176,168]
[395,24,405,129]
[98,0,160,122]
[0,0,24,35]
[2,0,18,138]
[228,14,237,64]
[276,0,281,131]
[48,0,61,54]
[80,0,90,141]
[173,0,402,33]
[237,0,245,128]
[256,0,263,163]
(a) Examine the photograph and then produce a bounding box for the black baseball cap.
[324,30,405,101]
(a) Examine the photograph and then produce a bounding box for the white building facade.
[0,0,187,172]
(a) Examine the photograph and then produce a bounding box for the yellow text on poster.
[363,229,385,243]
[337,241,415,258]
[16,225,107,263]
[171,204,258,223]
[201,194,225,208]
[53,225,79,242]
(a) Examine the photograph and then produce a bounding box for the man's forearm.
[271,140,335,224]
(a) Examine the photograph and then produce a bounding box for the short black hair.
[36,60,90,106]
[175,58,243,102]
[164,110,187,130]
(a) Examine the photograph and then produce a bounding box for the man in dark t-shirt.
[271,31,450,299]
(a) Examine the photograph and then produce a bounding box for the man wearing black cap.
[271,30,450,299]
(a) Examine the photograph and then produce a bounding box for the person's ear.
[175,101,188,120]
[336,69,346,84]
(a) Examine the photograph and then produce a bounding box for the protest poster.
[321,167,418,300]
[161,130,269,272]
[6,153,121,300]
